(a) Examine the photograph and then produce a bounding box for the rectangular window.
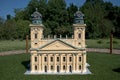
[35,57,37,62]
[44,57,47,62]
[79,57,81,62]
[78,33,81,39]
[69,57,72,62]
[57,57,59,62]
[51,57,53,62]
[63,57,66,62]
[35,34,37,39]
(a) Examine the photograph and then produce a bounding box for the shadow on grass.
[113,68,120,73]
[21,60,30,70]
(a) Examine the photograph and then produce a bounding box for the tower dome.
[31,8,42,24]
[74,11,84,24]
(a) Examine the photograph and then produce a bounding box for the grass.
[0,40,30,52]
[86,38,120,49]
[0,38,119,52]
[0,52,120,80]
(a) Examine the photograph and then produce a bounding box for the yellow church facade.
[25,9,91,74]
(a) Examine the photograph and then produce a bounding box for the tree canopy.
[0,0,120,40]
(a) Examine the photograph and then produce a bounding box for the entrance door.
[69,65,72,73]
[57,66,59,72]
[45,66,47,72]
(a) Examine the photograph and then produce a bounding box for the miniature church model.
[28,9,90,74]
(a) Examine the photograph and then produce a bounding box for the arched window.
[63,65,65,70]
[79,65,81,70]
[57,65,59,72]
[35,33,37,39]
[51,65,53,70]
[35,65,37,70]
[35,56,37,62]
[78,33,81,39]
[79,57,81,62]
[69,57,72,62]
[45,66,47,72]
[44,57,47,62]
[57,57,59,62]
[63,57,66,62]
[69,65,72,72]
[51,57,53,62]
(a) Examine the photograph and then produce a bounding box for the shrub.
[97,40,103,44]
[113,40,118,44]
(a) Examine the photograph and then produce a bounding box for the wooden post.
[26,35,28,53]
[110,32,113,54]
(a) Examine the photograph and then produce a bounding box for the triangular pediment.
[39,40,77,50]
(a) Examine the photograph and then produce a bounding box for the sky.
[0,0,120,19]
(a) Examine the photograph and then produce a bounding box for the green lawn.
[86,38,120,49]
[0,52,120,80]
[0,40,30,52]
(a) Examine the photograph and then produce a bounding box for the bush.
[97,40,103,44]
[113,40,118,44]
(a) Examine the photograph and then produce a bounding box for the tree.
[0,17,4,39]
[45,0,67,35]
[67,3,78,25]
[3,19,17,40]
[16,20,30,39]
[81,0,114,38]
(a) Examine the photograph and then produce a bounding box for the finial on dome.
[36,8,38,11]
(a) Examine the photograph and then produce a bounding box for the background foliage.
[0,0,120,40]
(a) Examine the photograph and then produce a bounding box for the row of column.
[31,53,86,73]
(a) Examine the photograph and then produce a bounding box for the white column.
[66,54,69,73]
[72,53,75,72]
[54,54,56,72]
[76,54,78,71]
[47,54,50,72]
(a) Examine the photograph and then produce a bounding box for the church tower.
[30,8,44,48]
[73,11,86,48]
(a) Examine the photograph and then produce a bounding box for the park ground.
[0,52,120,80]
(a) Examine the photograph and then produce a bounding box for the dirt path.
[87,48,120,54]
[0,50,26,56]
[0,48,120,56]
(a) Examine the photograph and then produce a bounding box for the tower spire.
[36,8,38,11]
